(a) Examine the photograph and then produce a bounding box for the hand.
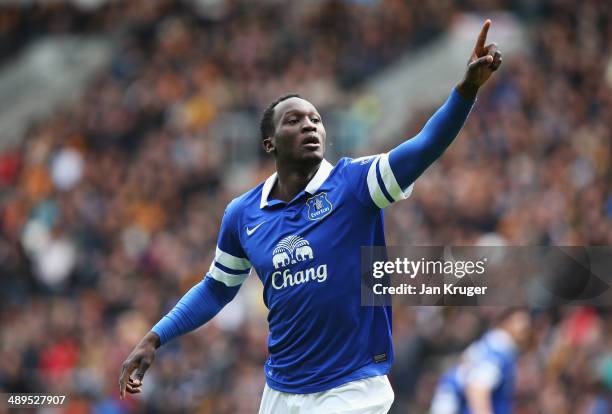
[119,331,160,399]
[457,19,503,100]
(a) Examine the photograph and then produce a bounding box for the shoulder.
[334,155,381,175]
[340,155,380,167]
[223,182,265,223]
[465,337,505,370]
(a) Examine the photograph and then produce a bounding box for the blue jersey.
[207,155,413,393]
[431,330,519,414]
[151,88,474,394]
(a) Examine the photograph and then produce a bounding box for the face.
[263,97,326,163]
[506,311,532,349]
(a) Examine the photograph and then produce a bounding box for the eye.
[311,118,321,123]
[287,119,299,125]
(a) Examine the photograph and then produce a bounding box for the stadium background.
[0,0,610,413]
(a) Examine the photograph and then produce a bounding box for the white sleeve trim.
[366,156,391,209]
[466,361,502,389]
[379,152,414,201]
[215,247,251,271]
[431,387,460,414]
[208,262,250,287]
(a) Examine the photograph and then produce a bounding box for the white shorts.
[258,375,395,414]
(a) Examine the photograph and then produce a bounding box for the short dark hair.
[495,307,529,325]
[260,94,302,141]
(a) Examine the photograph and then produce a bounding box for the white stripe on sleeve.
[207,261,250,287]
[378,152,414,201]
[366,156,391,209]
[215,247,251,271]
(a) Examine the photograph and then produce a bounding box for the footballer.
[430,309,532,414]
[119,19,502,413]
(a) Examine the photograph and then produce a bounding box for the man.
[119,20,502,413]
[430,309,532,414]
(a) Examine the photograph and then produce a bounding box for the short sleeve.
[465,359,502,389]
[431,385,461,414]
[207,200,252,287]
[341,154,414,209]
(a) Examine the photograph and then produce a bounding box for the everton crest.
[306,193,333,221]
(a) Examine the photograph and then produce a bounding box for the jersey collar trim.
[260,159,333,208]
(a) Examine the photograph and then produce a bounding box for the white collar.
[260,159,334,208]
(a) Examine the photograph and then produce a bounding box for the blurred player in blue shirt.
[120,20,503,413]
[431,309,532,414]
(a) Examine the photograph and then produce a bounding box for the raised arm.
[389,19,502,190]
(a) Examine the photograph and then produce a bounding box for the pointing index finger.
[475,19,491,54]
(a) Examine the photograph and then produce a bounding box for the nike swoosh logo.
[246,221,266,236]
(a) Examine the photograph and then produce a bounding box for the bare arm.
[465,383,495,414]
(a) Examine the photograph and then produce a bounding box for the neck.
[272,158,322,202]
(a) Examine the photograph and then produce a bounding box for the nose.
[301,119,317,133]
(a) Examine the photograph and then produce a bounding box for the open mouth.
[301,135,320,149]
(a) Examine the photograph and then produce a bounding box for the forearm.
[151,277,240,345]
[455,79,481,101]
[388,87,475,188]
[465,385,495,414]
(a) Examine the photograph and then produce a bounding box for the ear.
[262,136,276,154]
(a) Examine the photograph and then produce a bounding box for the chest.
[240,189,360,276]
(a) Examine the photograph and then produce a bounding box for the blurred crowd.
[386,0,612,411]
[0,0,610,413]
